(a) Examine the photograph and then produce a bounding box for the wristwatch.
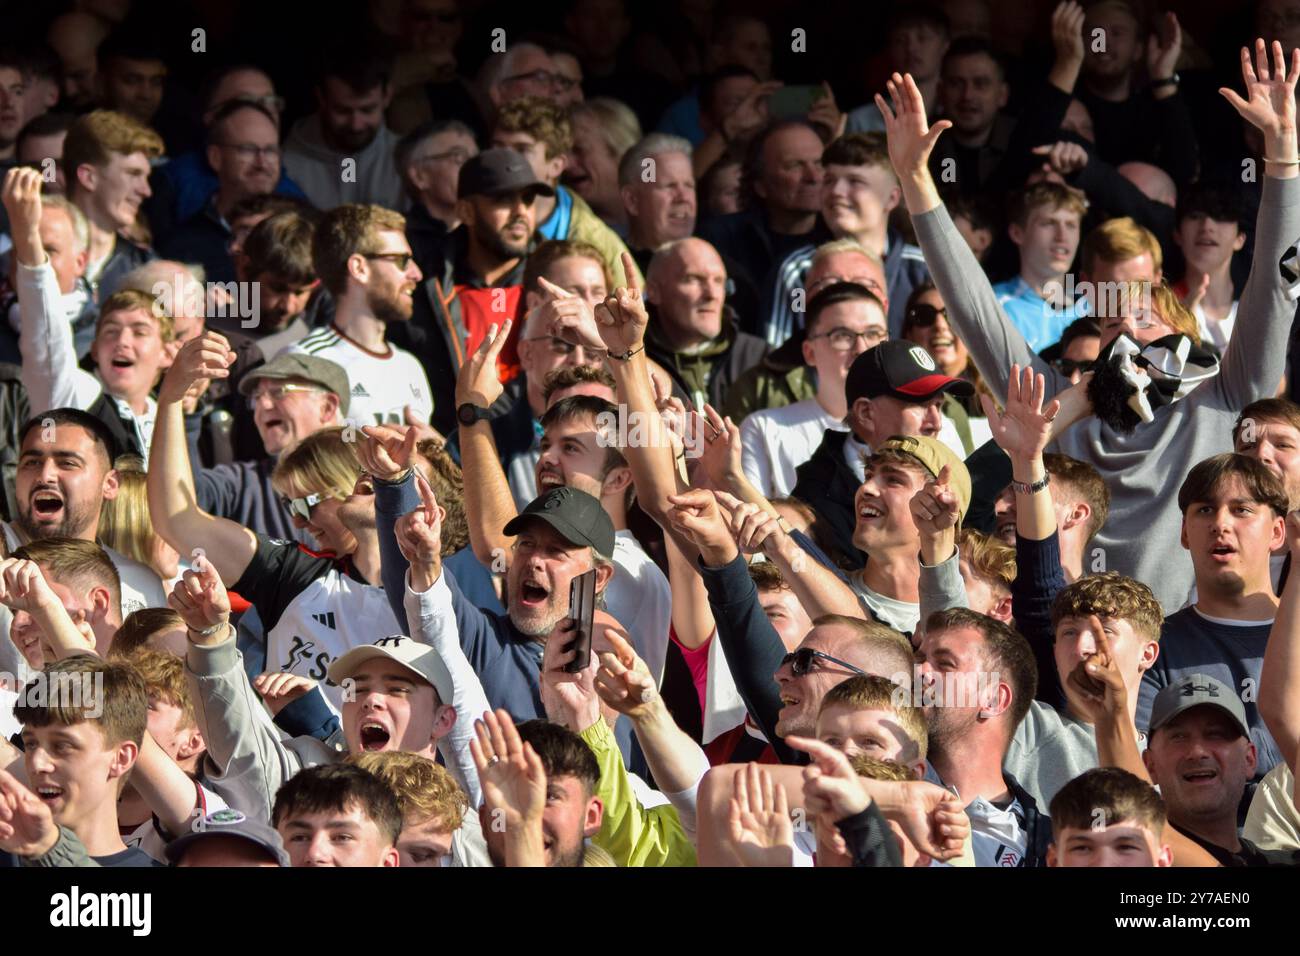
[1150,73,1179,91]
[457,402,492,427]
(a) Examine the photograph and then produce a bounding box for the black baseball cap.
[457,147,555,201]
[503,486,615,559]
[1149,674,1250,739]
[845,340,975,407]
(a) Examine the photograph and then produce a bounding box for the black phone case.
[564,570,598,673]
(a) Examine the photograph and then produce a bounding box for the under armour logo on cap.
[543,487,574,509]
[374,636,409,648]
[1181,682,1219,698]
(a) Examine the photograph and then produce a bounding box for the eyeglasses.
[905,303,949,327]
[415,147,473,166]
[280,492,327,522]
[780,647,869,678]
[365,253,415,271]
[807,326,888,351]
[1052,357,1093,376]
[220,142,281,162]
[247,383,324,408]
[806,274,885,298]
[523,335,607,359]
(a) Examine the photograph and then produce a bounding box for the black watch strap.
[457,402,492,426]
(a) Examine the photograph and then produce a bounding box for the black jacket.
[791,428,867,572]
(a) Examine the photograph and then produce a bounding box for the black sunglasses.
[906,303,949,327]
[1053,357,1094,376]
[781,647,868,678]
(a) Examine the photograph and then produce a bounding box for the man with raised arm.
[877,43,1300,613]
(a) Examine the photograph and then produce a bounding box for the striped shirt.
[289,324,433,427]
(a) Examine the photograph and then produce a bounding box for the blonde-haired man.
[993,181,1090,352]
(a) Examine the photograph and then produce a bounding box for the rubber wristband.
[1263,157,1300,166]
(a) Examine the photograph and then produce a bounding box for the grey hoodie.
[911,175,1300,614]
[282,114,405,211]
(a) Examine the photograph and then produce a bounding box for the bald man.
[47,12,109,112]
[641,237,769,410]
[1117,162,1177,209]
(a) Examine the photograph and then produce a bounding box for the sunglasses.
[280,492,326,522]
[906,303,949,327]
[365,252,415,271]
[1052,357,1094,376]
[780,647,869,678]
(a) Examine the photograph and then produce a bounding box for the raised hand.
[806,81,847,141]
[539,616,602,731]
[158,331,234,407]
[0,768,60,858]
[694,404,744,491]
[979,364,1061,463]
[667,488,739,567]
[728,762,795,867]
[909,464,962,538]
[1,167,44,266]
[535,276,606,354]
[253,671,319,716]
[787,735,871,822]
[0,558,58,615]
[1220,40,1300,155]
[1032,141,1089,178]
[470,708,547,864]
[168,555,232,641]
[722,81,781,144]
[402,405,445,449]
[716,489,788,559]
[593,628,659,721]
[592,253,649,358]
[357,422,418,481]
[1147,11,1183,83]
[1051,1,1086,68]
[876,72,952,179]
[394,474,446,585]
[1065,613,1130,723]
[455,319,512,408]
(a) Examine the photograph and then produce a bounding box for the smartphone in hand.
[564,569,598,673]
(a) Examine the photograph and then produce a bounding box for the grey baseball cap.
[238,352,351,417]
[328,634,454,707]
[1149,673,1249,739]
[165,808,289,866]
[503,486,615,559]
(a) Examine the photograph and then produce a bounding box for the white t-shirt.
[849,573,920,635]
[1,522,167,618]
[607,531,673,684]
[740,398,848,498]
[1194,299,1239,354]
[289,324,434,427]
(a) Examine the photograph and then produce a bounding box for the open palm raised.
[980,364,1060,462]
[1220,39,1300,148]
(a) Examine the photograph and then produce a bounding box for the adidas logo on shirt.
[352,383,370,397]
[312,611,337,629]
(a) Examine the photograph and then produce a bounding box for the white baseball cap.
[328,635,454,706]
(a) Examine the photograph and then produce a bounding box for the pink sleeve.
[669,625,711,717]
